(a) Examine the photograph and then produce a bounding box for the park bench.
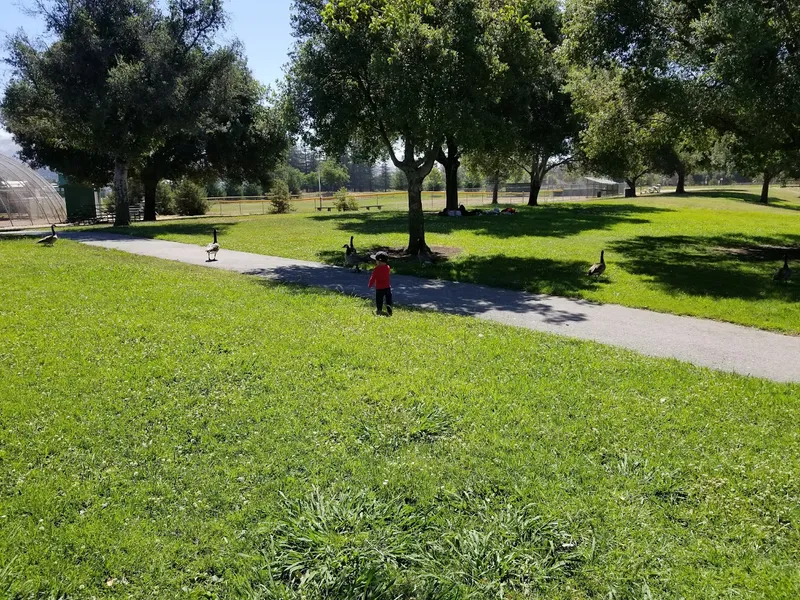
[363,205,383,211]
[315,204,335,212]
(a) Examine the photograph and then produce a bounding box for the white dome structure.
[0,154,66,227]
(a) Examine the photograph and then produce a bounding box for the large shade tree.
[563,0,709,194]
[288,0,462,252]
[689,0,800,202]
[493,0,578,206]
[288,0,537,252]
[432,0,505,212]
[1,0,230,226]
[137,54,288,220]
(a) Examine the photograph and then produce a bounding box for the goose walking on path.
[588,250,606,278]
[206,229,220,262]
[774,254,792,282]
[37,224,58,246]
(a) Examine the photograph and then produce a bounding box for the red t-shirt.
[369,263,391,289]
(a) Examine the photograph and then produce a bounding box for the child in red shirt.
[368,251,393,316]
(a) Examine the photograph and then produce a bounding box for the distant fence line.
[203,186,618,217]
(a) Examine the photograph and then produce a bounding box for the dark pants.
[376,288,393,315]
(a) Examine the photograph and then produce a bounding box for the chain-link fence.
[205,186,605,217]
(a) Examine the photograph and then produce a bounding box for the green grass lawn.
[107,185,800,335]
[2,238,799,598]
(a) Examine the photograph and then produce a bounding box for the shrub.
[333,187,359,211]
[174,179,208,216]
[270,180,294,214]
[155,181,176,215]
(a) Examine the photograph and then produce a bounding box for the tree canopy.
[1,0,286,224]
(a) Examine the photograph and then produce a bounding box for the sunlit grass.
[1,238,798,598]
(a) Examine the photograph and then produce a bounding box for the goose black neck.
[213,230,217,243]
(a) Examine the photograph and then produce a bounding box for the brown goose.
[773,254,792,282]
[588,250,606,278]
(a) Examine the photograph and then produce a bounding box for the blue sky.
[0,0,295,155]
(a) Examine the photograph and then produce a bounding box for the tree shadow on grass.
[242,257,600,326]
[690,190,800,212]
[611,234,800,301]
[309,203,672,239]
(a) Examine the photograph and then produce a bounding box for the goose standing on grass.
[773,254,792,282]
[417,238,434,265]
[343,236,365,272]
[206,229,220,262]
[37,224,57,246]
[588,250,606,278]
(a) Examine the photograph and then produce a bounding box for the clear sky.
[0,0,295,156]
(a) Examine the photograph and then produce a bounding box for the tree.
[563,0,709,197]
[206,181,224,198]
[688,0,800,202]
[289,0,474,253]
[274,164,305,195]
[486,0,578,207]
[425,167,444,192]
[392,168,408,191]
[225,181,243,197]
[136,54,287,220]
[242,182,262,197]
[319,160,349,191]
[568,68,675,196]
[463,152,521,204]
[1,0,229,226]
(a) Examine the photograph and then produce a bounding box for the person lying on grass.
[368,251,393,317]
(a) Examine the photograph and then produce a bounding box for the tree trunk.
[528,163,541,207]
[143,177,158,221]
[406,173,426,253]
[625,178,637,198]
[114,159,131,227]
[443,160,460,211]
[761,172,772,203]
[436,138,460,211]
[675,169,686,194]
[528,177,542,206]
[492,171,500,204]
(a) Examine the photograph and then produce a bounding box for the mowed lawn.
[1,238,799,599]
[111,186,800,334]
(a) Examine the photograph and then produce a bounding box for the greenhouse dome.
[0,154,66,227]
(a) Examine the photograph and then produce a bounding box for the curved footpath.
[29,231,800,383]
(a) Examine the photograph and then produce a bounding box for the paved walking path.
[20,231,800,382]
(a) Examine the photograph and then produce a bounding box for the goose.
[417,238,434,265]
[206,229,220,262]
[343,235,366,272]
[588,250,606,278]
[37,224,58,246]
[773,254,792,282]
